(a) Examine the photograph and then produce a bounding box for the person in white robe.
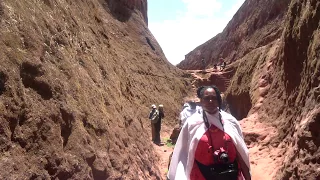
[179,101,202,127]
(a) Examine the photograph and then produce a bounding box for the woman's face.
[200,88,218,114]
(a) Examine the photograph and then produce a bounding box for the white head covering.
[180,105,201,127]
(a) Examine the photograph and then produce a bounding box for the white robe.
[168,109,250,180]
[180,104,202,127]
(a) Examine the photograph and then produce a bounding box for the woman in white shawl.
[168,86,251,180]
[179,101,201,127]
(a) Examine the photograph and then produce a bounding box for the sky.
[148,0,245,65]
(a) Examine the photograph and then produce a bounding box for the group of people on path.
[202,57,227,72]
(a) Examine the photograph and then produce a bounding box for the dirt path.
[240,113,285,180]
[152,125,174,180]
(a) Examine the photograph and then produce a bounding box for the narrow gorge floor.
[154,115,285,180]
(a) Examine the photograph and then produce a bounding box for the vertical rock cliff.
[0,0,191,179]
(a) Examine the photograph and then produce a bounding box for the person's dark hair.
[196,85,222,111]
[196,86,206,98]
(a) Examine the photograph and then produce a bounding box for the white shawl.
[180,105,202,127]
[168,109,250,180]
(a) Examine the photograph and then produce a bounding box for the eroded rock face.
[266,0,320,178]
[223,0,320,177]
[0,0,191,179]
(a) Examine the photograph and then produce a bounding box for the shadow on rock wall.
[102,0,148,24]
[105,0,133,22]
[226,91,252,120]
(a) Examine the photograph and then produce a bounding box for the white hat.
[151,104,156,108]
[158,104,163,107]
[183,103,190,108]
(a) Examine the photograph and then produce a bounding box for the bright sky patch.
[148,0,245,65]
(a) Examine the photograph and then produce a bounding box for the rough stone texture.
[0,0,192,179]
[1,0,320,179]
[265,0,320,179]
[177,0,291,70]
